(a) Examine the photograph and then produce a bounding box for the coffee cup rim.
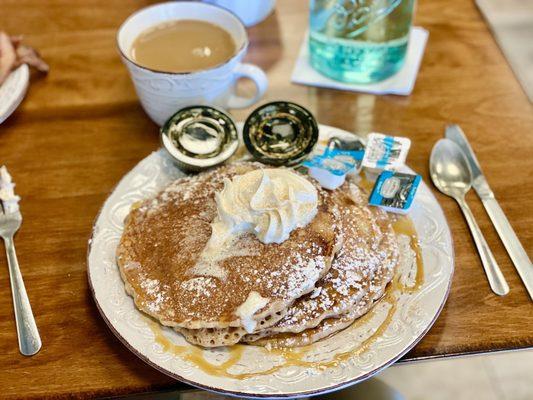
[116,1,249,76]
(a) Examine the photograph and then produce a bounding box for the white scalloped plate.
[0,65,29,125]
[88,125,454,399]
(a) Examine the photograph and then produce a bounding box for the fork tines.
[0,166,21,214]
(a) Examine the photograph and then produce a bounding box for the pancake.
[116,162,342,332]
[248,180,399,336]
[243,262,391,348]
[175,310,287,348]
[246,285,377,348]
[177,179,399,347]
[248,232,415,348]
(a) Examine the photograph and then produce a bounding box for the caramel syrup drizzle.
[148,215,424,379]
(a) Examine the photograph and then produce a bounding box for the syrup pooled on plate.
[148,215,424,379]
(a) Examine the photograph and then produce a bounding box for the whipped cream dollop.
[192,168,318,280]
[211,168,318,245]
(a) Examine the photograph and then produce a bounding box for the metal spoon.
[430,139,509,296]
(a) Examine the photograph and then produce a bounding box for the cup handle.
[226,63,268,109]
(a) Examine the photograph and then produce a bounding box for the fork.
[0,186,41,356]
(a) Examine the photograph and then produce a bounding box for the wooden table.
[0,0,532,398]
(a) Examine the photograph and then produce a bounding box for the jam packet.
[303,155,352,190]
[362,133,411,172]
[324,136,365,173]
[303,136,365,190]
[368,170,421,214]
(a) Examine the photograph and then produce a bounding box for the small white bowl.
[0,64,29,125]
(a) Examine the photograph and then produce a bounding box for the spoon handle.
[456,198,510,296]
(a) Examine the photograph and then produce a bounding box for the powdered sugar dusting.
[124,261,140,270]
[245,180,399,336]
[118,162,340,331]
[190,259,228,280]
[140,278,168,314]
[181,277,217,297]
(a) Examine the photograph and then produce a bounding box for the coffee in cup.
[130,20,236,73]
[117,2,268,126]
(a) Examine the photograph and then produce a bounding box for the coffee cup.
[205,0,276,27]
[117,1,268,126]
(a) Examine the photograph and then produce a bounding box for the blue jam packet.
[302,155,352,189]
[303,136,366,190]
[362,133,411,171]
[369,170,421,214]
[324,147,365,171]
[324,136,365,172]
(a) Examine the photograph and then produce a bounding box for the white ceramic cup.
[205,0,276,27]
[117,1,268,126]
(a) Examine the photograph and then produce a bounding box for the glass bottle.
[309,0,415,83]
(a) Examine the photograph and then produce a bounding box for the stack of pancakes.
[117,162,399,348]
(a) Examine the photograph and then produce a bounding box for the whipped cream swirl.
[211,168,318,245]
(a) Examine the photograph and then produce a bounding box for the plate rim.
[0,64,29,125]
[87,126,455,399]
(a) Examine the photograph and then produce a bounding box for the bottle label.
[331,0,403,38]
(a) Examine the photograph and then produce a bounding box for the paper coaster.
[291,27,429,96]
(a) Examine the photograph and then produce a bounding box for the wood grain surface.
[0,0,532,398]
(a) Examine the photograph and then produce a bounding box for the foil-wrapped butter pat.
[161,105,239,172]
[243,101,318,166]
